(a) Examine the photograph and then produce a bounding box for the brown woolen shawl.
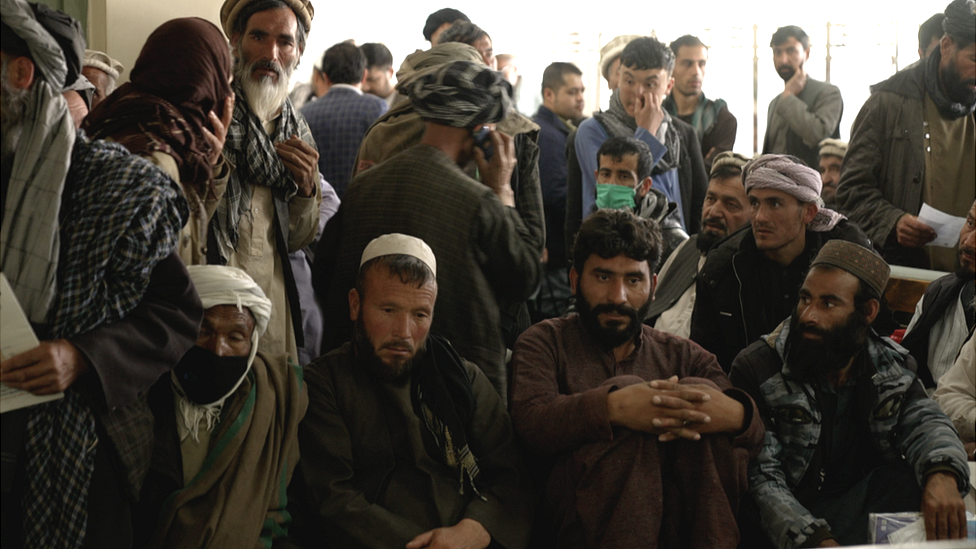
[82,17,232,194]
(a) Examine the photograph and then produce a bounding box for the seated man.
[300,234,533,549]
[933,334,976,459]
[592,136,688,265]
[691,155,870,371]
[510,209,764,549]
[133,266,307,548]
[816,138,846,207]
[731,240,969,548]
[648,151,751,338]
[902,200,976,389]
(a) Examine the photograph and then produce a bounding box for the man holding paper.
[0,2,200,548]
[836,0,975,271]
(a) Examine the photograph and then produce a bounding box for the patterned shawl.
[22,134,187,549]
[210,81,315,255]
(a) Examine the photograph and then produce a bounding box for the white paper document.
[918,203,967,248]
[1,273,63,413]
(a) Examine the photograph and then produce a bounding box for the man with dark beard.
[214,0,323,365]
[837,0,975,270]
[902,199,976,390]
[648,151,751,338]
[298,234,534,549]
[730,240,969,548]
[510,209,764,549]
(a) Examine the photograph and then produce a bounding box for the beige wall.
[89,0,224,83]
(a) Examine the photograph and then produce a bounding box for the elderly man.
[837,0,975,271]
[215,0,323,365]
[133,266,306,548]
[648,151,751,338]
[82,48,122,108]
[0,2,200,547]
[761,25,843,169]
[691,155,870,371]
[300,234,533,549]
[816,138,846,207]
[316,61,543,403]
[731,240,969,548]
[902,200,976,389]
[510,209,764,548]
[663,35,737,170]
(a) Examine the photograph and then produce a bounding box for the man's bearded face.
[353,313,427,384]
[785,305,870,379]
[1,58,29,168]
[940,46,976,108]
[233,38,297,121]
[575,273,653,351]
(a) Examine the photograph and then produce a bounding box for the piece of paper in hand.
[918,203,967,248]
[1,273,63,413]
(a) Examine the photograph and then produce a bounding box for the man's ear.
[664,76,674,96]
[6,56,35,90]
[637,177,653,198]
[569,267,579,294]
[940,35,955,61]
[650,272,658,301]
[348,288,361,322]
[360,68,368,86]
[542,87,554,104]
[864,298,880,325]
[803,47,811,61]
[802,201,818,224]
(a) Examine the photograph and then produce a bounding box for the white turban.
[186,265,272,366]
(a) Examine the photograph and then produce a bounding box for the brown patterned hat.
[811,240,890,298]
[220,0,314,38]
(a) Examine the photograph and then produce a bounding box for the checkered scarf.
[22,133,187,549]
[409,60,511,128]
[211,81,315,255]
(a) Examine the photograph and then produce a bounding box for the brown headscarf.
[83,17,232,193]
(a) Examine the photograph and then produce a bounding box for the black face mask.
[173,346,249,405]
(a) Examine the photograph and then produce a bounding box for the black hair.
[919,13,946,51]
[770,25,810,50]
[669,35,707,56]
[320,42,366,85]
[438,21,489,47]
[355,254,436,300]
[423,8,470,41]
[541,62,582,95]
[619,36,674,75]
[361,42,393,70]
[232,0,308,52]
[596,136,654,183]
[572,209,663,273]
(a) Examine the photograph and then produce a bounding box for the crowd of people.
[0,0,973,547]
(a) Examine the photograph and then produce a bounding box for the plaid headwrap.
[24,134,187,549]
[409,60,512,129]
[211,81,316,253]
[743,154,846,232]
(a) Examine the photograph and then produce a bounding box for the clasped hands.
[606,376,745,442]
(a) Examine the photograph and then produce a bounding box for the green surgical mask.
[595,183,637,210]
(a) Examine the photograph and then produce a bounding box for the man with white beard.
[216,0,323,365]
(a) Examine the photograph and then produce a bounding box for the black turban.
[943,0,976,42]
[422,8,469,41]
[410,60,512,129]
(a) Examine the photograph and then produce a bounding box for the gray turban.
[943,0,976,41]
[410,60,512,129]
[743,154,846,232]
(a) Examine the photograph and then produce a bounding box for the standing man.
[731,240,969,548]
[216,0,323,365]
[761,25,843,170]
[422,7,469,47]
[598,35,640,92]
[1,2,201,546]
[902,200,976,389]
[919,13,946,59]
[816,138,846,207]
[570,36,708,241]
[648,151,751,338]
[532,62,584,318]
[81,49,122,108]
[300,234,533,549]
[836,0,975,271]
[691,155,870,371]
[361,42,400,108]
[663,35,737,170]
[316,61,544,403]
[302,41,387,198]
[510,209,764,548]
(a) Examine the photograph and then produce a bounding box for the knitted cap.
[810,240,890,298]
[709,150,751,178]
[599,35,641,81]
[818,138,847,159]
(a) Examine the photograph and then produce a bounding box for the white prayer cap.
[360,233,437,276]
[83,49,123,80]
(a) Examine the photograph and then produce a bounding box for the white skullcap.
[818,138,848,159]
[83,49,123,80]
[360,233,437,276]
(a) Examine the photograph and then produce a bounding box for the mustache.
[253,60,283,77]
[590,302,640,320]
[380,339,414,353]
[702,216,728,232]
[796,322,829,338]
